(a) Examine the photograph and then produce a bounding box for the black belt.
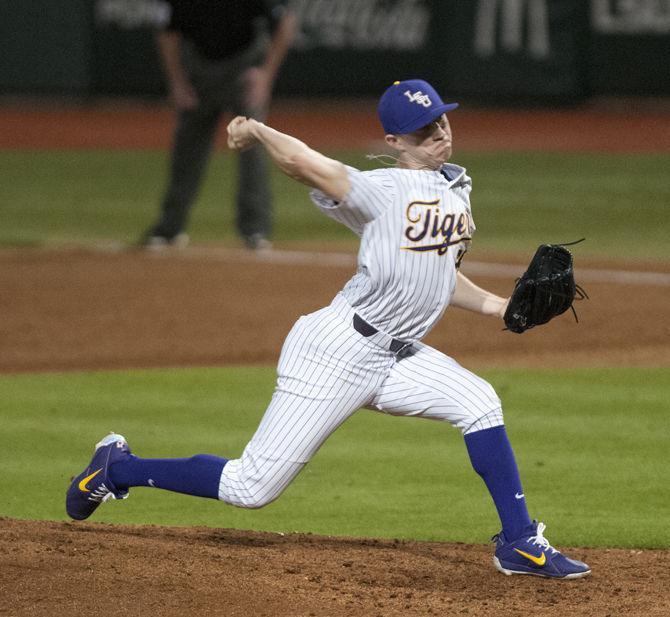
[352,314,411,354]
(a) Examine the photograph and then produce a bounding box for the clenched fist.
[227,116,260,151]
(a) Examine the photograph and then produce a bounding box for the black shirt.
[166,0,286,60]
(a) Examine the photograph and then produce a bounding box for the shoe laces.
[88,483,117,503]
[528,522,558,555]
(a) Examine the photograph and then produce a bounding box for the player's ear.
[385,134,404,152]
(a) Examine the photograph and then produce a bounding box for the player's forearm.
[250,122,319,177]
[451,272,508,318]
[249,122,349,198]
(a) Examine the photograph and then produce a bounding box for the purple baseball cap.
[378,79,458,135]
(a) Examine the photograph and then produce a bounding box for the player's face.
[391,114,453,169]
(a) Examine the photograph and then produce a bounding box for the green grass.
[1,366,668,548]
[1,149,669,260]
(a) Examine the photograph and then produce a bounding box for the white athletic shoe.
[142,232,190,251]
[244,233,272,252]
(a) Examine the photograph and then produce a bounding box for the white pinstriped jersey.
[311,163,475,342]
[218,162,505,509]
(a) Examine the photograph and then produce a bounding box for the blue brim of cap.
[396,102,459,135]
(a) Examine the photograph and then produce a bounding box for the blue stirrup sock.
[109,454,228,500]
[464,425,532,541]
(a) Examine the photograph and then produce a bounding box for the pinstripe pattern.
[368,342,504,434]
[219,305,395,507]
[312,165,474,341]
[218,163,504,507]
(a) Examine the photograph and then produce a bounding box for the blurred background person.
[141,0,296,251]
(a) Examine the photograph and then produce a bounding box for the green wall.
[1,0,668,100]
[0,1,92,95]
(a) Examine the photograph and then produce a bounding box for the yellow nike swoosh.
[514,548,546,566]
[78,469,102,492]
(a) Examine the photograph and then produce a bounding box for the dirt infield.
[3,519,670,617]
[2,102,669,615]
[2,99,670,152]
[2,247,670,373]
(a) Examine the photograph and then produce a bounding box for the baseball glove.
[503,241,588,334]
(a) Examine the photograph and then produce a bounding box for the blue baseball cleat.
[66,433,131,521]
[493,521,591,579]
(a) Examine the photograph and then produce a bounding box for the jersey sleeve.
[460,172,476,233]
[309,167,395,235]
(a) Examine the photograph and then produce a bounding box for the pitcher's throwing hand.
[227,116,260,151]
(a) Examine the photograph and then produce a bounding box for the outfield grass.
[2,149,668,260]
[1,366,668,548]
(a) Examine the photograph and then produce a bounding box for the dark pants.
[151,40,271,240]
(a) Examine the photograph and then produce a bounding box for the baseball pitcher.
[67,79,590,579]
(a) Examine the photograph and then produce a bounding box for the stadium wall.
[1,0,668,101]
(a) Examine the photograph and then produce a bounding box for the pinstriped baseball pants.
[219,296,504,508]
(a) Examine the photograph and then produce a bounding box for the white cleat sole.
[493,556,591,579]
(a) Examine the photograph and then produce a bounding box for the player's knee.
[463,407,505,435]
[458,379,504,434]
[218,454,305,509]
[482,380,501,405]
[233,491,280,509]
